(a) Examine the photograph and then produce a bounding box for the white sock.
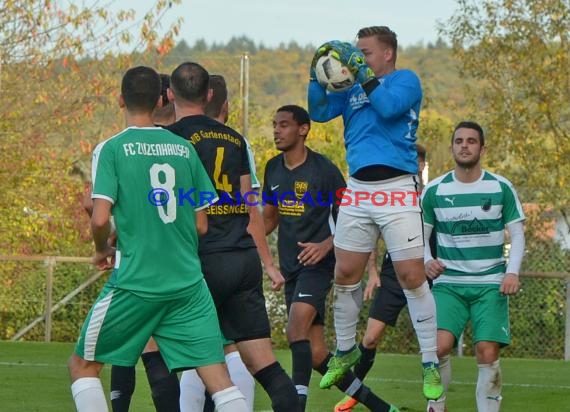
[179,369,205,412]
[211,385,248,412]
[71,377,109,412]
[427,396,447,412]
[333,282,363,352]
[439,355,452,392]
[403,281,438,363]
[426,355,450,411]
[476,360,502,412]
[226,351,255,411]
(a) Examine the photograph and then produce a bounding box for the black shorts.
[200,248,271,342]
[284,264,333,326]
[368,273,408,326]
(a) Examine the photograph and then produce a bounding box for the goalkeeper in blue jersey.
[422,121,525,412]
[307,26,443,402]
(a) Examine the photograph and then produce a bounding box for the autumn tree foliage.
[0,0,182,255]
[439,0,569,213]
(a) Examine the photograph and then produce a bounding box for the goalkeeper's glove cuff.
[362,77,380,95]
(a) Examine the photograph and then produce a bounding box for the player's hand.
[92,246,116,271]
[297,239,332,266]
[329,42,375,84]
[266,264,285,292]
[364,271,380,301]
[500,273,520,295]
[425,259,445,279]
[310,40,342,81]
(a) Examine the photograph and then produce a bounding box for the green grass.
[1,341,569,411]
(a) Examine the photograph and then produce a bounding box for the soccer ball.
[314,50,355,92]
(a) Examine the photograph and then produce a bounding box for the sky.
[114,0,460,49]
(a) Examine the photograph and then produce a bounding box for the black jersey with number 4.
[263,149,346,276]
[167,115,255,254]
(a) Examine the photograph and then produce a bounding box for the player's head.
[416,143,427,172]
[120,66,161,113]
[205,74,229,123]
[451,120,486,168]
[356,26,398,75]
[273,105,310,152]
[169,62,211,106]
[153,73,175,126]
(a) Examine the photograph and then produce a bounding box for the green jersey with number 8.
[91,126,217,301]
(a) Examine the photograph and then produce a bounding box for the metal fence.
[1,253,569,360]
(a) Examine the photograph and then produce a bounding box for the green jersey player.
[68,66,248,412]
[422,121,525,412]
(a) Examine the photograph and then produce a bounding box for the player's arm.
[297,235,333,266]
[363,248,380,300]
[500,220,525,295]
[262,203,279,235]
[91,198,115,271]
[195,209,208,236]
[242,174,285,291]
[365,71,422,119]
[423,223,445,279]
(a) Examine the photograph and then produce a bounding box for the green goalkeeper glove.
[329,42,375,84]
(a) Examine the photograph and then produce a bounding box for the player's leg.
[472,285,509,412]
[155,280,248,412]
[70,287,158,412]
[140,338,180,412]
[321,208,378,388]
[427,283,469,412]
[179,369,206,412]
[110,365,136,412]
[336,280,406,412]
[310,325,398,412]
[285,266,332,410]
[221,344,255,411]
[287,301,318,411]
[203,249,300,412]
[381,206,440,400]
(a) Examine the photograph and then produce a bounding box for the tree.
[439,0,569,215]
[0,0,182,255]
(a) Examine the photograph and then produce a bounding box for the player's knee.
[475,342,500,364]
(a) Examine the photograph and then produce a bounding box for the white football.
[314,50,355,92]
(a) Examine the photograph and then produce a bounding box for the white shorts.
[334,174,424,255]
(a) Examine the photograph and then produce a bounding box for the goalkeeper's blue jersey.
[308,69,422,176]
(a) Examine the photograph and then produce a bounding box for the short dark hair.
[357,26,398,57]
[452,121,485,146]
[416,143,427,161]
[121,66,161,112]
[159,74,170,107]
[170,62,210,104]
[205,75,228,118]
[276,105,310,127]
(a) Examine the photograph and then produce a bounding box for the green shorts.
[433,283,511,347]
[74,280,224,371]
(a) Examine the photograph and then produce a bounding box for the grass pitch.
[1,341,569,411]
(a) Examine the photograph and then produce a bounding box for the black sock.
[315,353,391,412]
[253,361,301,412]
[352,385,391,412]
[110,365,136,412]
[354,343,377,381]
[290,340,312,385]
[141,351,180,412]
[298,394,307,411]
[203,389,214,412]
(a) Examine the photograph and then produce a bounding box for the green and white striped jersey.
[422,170,525,285]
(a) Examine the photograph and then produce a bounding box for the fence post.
[564,278,570,361]
[240,52,250,138]
[44,256,55,342]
